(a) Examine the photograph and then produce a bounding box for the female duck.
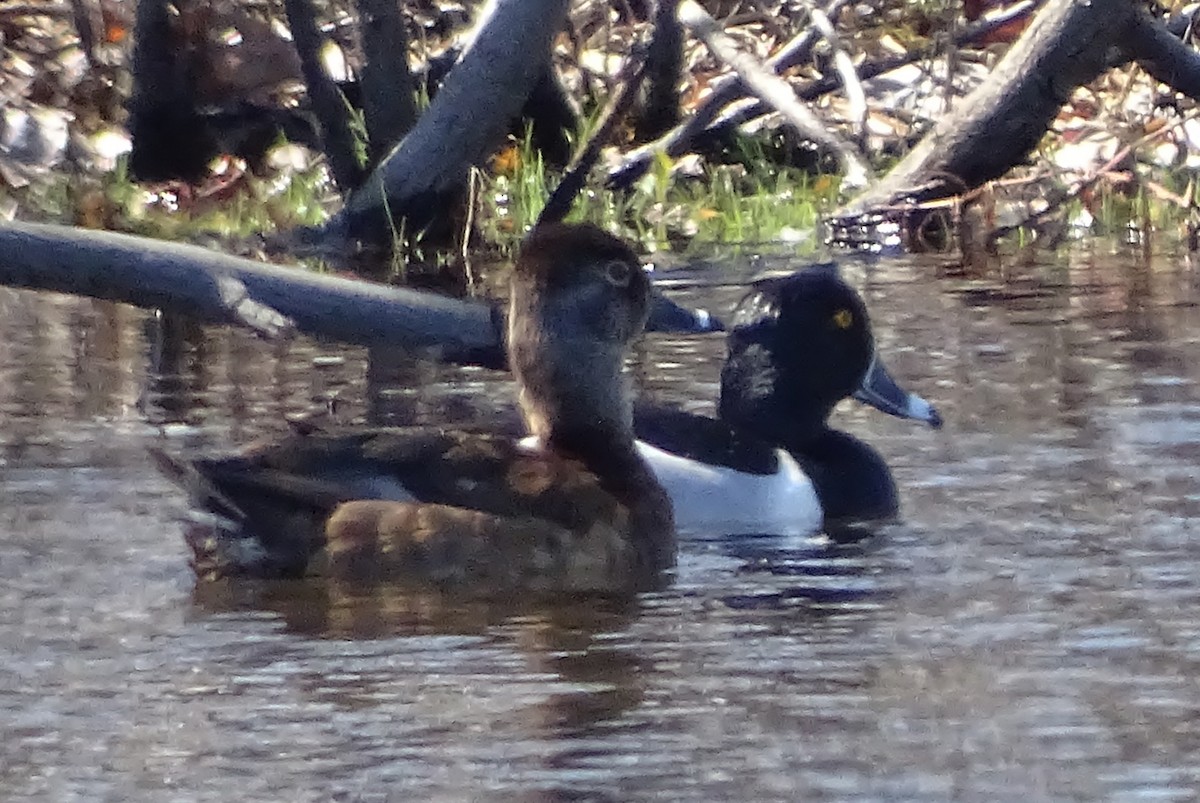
[632,264,941,536]
[155,223,675,592]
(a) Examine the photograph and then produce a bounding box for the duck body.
[161,426,669,590]
[155,223,675,592]
[629,409,905,535]
[276,262,937,538]
[629,263,940,535]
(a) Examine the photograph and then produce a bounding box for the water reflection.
[5,246,1200,798]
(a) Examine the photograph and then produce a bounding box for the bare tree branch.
[832,0,1138,224]
[676,0,871,186]
[284,0,363,191]
[356,0,419,166]
[638,0,684,139]
[1129,10,1200,100]
[0,221,501,362]
[607,0,1036,190]
[333,0,571,245]
[810,6,866,143]
[539,46,649,226]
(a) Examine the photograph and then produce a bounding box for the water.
[3,244,1200,800]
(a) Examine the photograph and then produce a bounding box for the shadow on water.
[6,244,1200,799]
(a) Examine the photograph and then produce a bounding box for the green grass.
[477,126,841,256]
[12,152,336,242]
[17,114,1200,265]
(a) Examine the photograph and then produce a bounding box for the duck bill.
[647,289,724,333]
[852,351,943,429]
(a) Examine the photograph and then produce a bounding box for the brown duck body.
[156,223,675,593]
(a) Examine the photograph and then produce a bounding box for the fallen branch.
[1129,9,1200,100]
[538,43,649,226]
[676,0,871,186]
[832,0,1139,225]
[988,110,1200,242]
[0,222,722,369]
[809,6,866,142]
[332,0,571,244]
[0,221,503,363]
[608,0,1035,190]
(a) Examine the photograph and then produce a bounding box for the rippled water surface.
[3,245,1200,801]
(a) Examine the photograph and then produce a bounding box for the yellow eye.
[832,308,854,329]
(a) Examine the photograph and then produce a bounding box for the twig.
[809,6,867,143]
[676,0,871,186]
[462,166,479,290]
[538,44,649,226]
[988,111,1200,242]
[608,0,1038,189]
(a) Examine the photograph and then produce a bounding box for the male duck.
[154,223,675,592]
[630,264,941,535]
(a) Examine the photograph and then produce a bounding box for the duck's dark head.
[719,264,940,443]
[508,223,650,446]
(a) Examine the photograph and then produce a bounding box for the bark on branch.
[676,0,871,186]
[0,223,720,369]
[1129,9,1200,100]
[0,222,502,364]
[831,0,1157,225]
[332,0,570,245]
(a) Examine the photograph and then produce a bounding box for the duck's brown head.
[507,223,650,447]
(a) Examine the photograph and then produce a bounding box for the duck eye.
[832,308,854,329]
[603,260,633,286]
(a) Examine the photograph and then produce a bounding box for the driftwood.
[606,0,1032,192]
[833,0,1131,222]
[832,0,1200,226]
[333,0,571,245]
[0,222,721,370]
[676,0,871,187]
[283,0,361,191]
[0,221,502,363]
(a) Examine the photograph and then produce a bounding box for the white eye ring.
[604,260,633,286]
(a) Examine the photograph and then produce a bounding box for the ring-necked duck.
[154,223,675,592]
[631,263,941,535]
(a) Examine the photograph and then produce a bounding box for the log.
[335,0,571,244]
[0,222,721,370]
[831,0,1142,223]
[0,221,503,365]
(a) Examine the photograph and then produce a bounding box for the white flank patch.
[519,435,823,536]
[634,441,822,536]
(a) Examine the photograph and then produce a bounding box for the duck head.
[508,223,651,451]
[719,263,941,444]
